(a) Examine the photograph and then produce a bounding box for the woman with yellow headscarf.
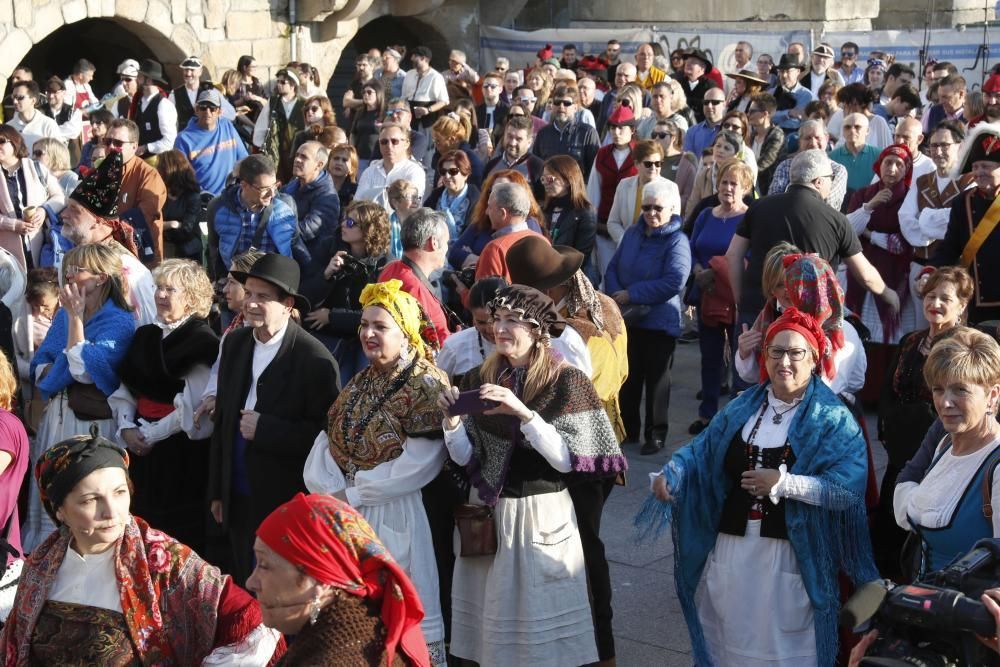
[303,279,449,665]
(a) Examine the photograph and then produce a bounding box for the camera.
[843,538,1000,666]
[442,266,476,290]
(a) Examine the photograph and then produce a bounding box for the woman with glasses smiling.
[291,95,337,156]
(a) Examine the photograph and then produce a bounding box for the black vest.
[717,433,796,540]
[137,94,164,147]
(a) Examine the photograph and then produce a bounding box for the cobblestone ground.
[604,339,887,666]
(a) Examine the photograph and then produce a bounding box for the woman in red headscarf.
[250,492,430,667]
[845,143,915,343]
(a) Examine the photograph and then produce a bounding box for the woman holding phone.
[303,279,449,665]
[438,284,627,667]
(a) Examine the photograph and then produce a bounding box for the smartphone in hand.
[447,389,499,416]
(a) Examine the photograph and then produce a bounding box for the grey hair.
[495,57,510,68]
[450,50,467,63]
[0,258,15,297]
[798,119,828,141]
[641,179,680,215]
[302,140,330,164]
[790,149,832,185]
[401,208,448,251]
[491,182,530,218]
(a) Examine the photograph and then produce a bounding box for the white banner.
[822,28,1000,88]
[479,26,811,76]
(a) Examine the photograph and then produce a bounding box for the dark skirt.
[30,600,139,666]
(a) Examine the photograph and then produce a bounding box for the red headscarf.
[759,307,830,383]
[872,143,914,189]
[256,493,430,667]
[96,214,140,257]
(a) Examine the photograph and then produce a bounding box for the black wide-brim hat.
[506,235,585,291]
[231,253,311,312]
[139,59,167,85]
[683,48,713,71]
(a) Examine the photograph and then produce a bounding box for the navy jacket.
[604,213,691,336]
[282,170,341,257]
[532,121,600,179]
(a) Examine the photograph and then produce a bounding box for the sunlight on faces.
[717,171,746,205]
[928,129,960,171]
[246,538,324,635]
[492,307,536,363]
[154,280,189,324]
[60,200,100,245]
[358,305,407,368]
[879,155,906,188]
[471,306,496,343]
[56,467,131,555]
[932,379,1000,436]
[764,330,817,399]
[922,280,966,328]
[713,136,737,161]
[973,160,1000,194]
[222,274,247,312]
[242,277,293,330]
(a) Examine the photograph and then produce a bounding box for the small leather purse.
[453,503,498,557]
[67,382,113,421]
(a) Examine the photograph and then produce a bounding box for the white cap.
[117,59,140,77]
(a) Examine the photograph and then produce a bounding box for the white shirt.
[355,158,427,211]
[46,105,83,142]
[245,321,288,410]
[139,92,178,154]
[436,327,494,380]
[7,112,62,152]
[899,172,974,249]
[62,77,99,109]
[50,543,122,612]
[401,68,449,104]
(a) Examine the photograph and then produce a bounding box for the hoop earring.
[309,591,322,625]
[397,339,411,371]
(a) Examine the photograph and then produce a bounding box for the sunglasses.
[32,149,44,157]
[641,204,665,212]
[385,109,405,116]
[722,123,743,131]
[620,99,632,107]
[103,138,133,148]
[650,132,669,139]
[0,138,9,146]
[344,217,359,228]
[380,137,405,146]
[440,167,461,176]
[553,99,574,107]
[11,95,26,101]
[306,105,322,112]
[196,104,219,111]
[842,52,857,57]
[642,161,662,168]
[703,99,724,106]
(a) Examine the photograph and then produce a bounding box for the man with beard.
[968,70,1000,128]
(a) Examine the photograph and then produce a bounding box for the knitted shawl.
[634,376,878,667]
[459,364,627,506]
[30,299,136,399]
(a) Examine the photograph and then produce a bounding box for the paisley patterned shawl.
[459,363,628,506]
[326,357,448,472]
[2,517,228,666]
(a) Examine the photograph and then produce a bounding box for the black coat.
[209,320,340,528]
[544,199,597,265]
[300,237,388,338]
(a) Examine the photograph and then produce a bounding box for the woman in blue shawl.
[636,307,877,667]
[21,243,135,553]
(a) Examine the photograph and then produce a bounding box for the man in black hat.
[41,76,83,164]
[680,49,718,123]
[932,122,1000,323]
[130,59,177,158]
[169,55,236,131]
[772,54,815,134]
[400,46,449,131]
[209,253,339,585]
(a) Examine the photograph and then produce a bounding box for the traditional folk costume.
[110,317,219,552]
[846,144,916,343]
[636,309,877,667]
[304,279,448,665]
[1,435,283,665]
[932,122,1000,323]
[443,285,627,667]
[258,493,431,667]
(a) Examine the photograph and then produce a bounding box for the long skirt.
[21,393,115,554]
[450,489,598,667]
[695,519,817,667]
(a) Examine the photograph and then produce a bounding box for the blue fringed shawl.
[30,300,136,399]
[634,376,878,667]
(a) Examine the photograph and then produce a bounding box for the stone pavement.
[601,338,888,666]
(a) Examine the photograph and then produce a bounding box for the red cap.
[537,43,554,60]
[579,55,606,71]
[606,104,636,127]
[985,72,1000,93]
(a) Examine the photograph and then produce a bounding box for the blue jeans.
[698,315,736,420]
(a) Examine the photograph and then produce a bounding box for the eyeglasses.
[703,99,724,106]
[642,160,662,168]
[766,346,808,361]
[245,182,278,196]
[385,109,405,117]
[64,265,98,278]
[32,149,44,157]
[103,138,133,148]
[380,137,406,146]
[306,105,322,112]
[651,132,669,139]
[553,99,574,107]
[196,104,219,111]
[722,122,743,132]
[344,217,359,228]
[11,95,26,102]
[441,167,461,176]
[841,51,857,58]
[929,142,957,150]
[483,83,500,89]
[641,204,665,212]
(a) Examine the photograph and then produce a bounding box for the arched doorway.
[16,18,186,97]
[325,15,450,109]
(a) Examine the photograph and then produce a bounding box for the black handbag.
[618,304,651,326]
[67,382,112,421]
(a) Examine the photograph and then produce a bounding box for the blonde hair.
[152,259,214,319]
[0,349,17,411]
[924,326,1000,389]
[478,311,560,405]
[62,244,131,312]
[666,78,689,111]
[432,114,471,148]
[715,158,755,192]
[761,241,801,298]
[35,137,71,173]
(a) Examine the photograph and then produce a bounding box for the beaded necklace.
[744,399,794,514]
[339,357,417,481]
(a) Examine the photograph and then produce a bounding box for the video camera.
[842,538,1000,666]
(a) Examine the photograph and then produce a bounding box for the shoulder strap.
[981,443,1000,519]
[960,190,1000,268]
[251,193,295,249]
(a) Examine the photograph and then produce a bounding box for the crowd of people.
[0,34,999,666]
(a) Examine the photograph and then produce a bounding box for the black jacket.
[751,125,786,195]
[544,198,597,265]
[681,77,718,123]
[209,320,339,528]
[532,121,600,180]
[300,239,388,338]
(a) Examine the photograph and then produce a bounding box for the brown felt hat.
[506,235,585,291]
